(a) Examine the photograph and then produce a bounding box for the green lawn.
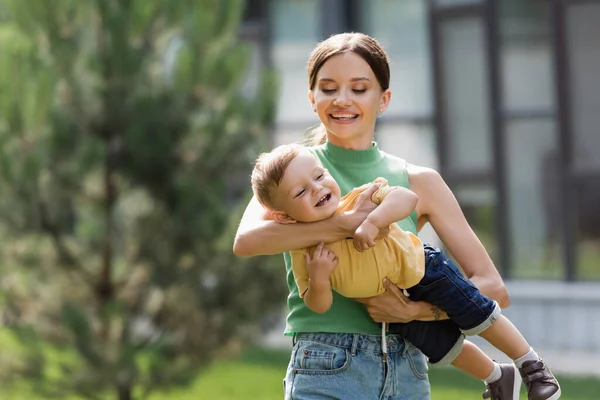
[3,346,599,399]
[151,347,600,400]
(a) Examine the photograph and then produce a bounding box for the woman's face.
[309,51,391,150]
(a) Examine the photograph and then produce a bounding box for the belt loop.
[402,338,410,357]
[292,333,298,346]
[351,334,359,356]
[381,323,388,363]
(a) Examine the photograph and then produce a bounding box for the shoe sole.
[511,365,522,400]
[546,387,561,400]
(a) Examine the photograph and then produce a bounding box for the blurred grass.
[2,342,599,399]
[151,347,599,400]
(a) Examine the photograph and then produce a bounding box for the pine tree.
[0,1,283,399]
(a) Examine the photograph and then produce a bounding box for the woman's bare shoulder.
[406,163,449,219]
[407,163,443,188]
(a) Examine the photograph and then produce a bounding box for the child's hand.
[305,242,338,284]
[353,220,379,252]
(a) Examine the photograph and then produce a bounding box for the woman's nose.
[333,91,351,106]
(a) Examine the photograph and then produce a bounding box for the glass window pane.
[270,0,320,124]
[435,0,483,6]
[363,0,432,117]
[455,185,498,267]
[440,17,492,171]
[506,118,560,279]
[376,122,438,169]
[567,3,600,281]
[271,0,319,43]
[500,0,549,40]
[573,183,600,281]
[500,0,554,111]
[567,4,600,171]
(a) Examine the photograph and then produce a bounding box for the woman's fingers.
[355,183,380,207]
[354,278,415,323]
[382,278,407,301]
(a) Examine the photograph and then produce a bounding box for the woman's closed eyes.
[320,88,367,95]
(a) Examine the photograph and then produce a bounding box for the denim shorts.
[283,332,431,400]
[389,245,500,365]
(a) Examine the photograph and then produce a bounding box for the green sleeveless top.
[283,141,418,335]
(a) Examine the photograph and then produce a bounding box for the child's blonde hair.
[251,144,303,210]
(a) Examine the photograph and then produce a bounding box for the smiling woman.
[234,32,511,400]
[307,36,391,150]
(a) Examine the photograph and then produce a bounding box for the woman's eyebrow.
[318,77,370,83]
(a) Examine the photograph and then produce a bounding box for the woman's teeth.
[331,114,357,120]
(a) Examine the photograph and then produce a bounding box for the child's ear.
[272,210,297,224]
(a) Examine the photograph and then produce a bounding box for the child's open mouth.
[315,193,331,207]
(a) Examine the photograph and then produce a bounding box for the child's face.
[273,150,341,223]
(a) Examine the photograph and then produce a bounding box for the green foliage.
[0,0,282,399]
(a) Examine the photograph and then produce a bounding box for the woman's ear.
[378,89,392,114]
[308,90,316,112]
[272,210,297,224]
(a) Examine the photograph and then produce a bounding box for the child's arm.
[353,187,418,251]
[302,242,339,313]
[367,186,418,228]
[234,184,382,256]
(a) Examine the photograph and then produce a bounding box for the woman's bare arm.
[233,184,382,257]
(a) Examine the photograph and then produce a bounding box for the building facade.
[246,0,600,357]
[247,0,600,282]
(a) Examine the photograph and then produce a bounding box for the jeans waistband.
[294,332,410,354]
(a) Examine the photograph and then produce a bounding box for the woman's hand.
[356,278,450,322]
[340,183,380,233]
[340,182,390,241]
[355,279,422,323]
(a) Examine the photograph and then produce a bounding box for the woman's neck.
[322,141,382,166]
[326,135,374,150]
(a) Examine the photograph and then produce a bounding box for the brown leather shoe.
[519,359,561,400]
[482,363,522,400]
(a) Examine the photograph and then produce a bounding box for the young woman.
[234,33,511,400]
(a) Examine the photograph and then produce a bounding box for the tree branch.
[139,7,164,58]
[37,199,96,287]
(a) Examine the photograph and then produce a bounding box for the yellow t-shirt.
[290,178,426,299]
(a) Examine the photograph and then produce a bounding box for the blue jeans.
[283,332,431,400]
[389,245,501,365]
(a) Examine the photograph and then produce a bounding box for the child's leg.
[478,314,530,359]
[408,246,533,363]
[451,340,495,380]
[480,316,562,400]
[408,246,560,399]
